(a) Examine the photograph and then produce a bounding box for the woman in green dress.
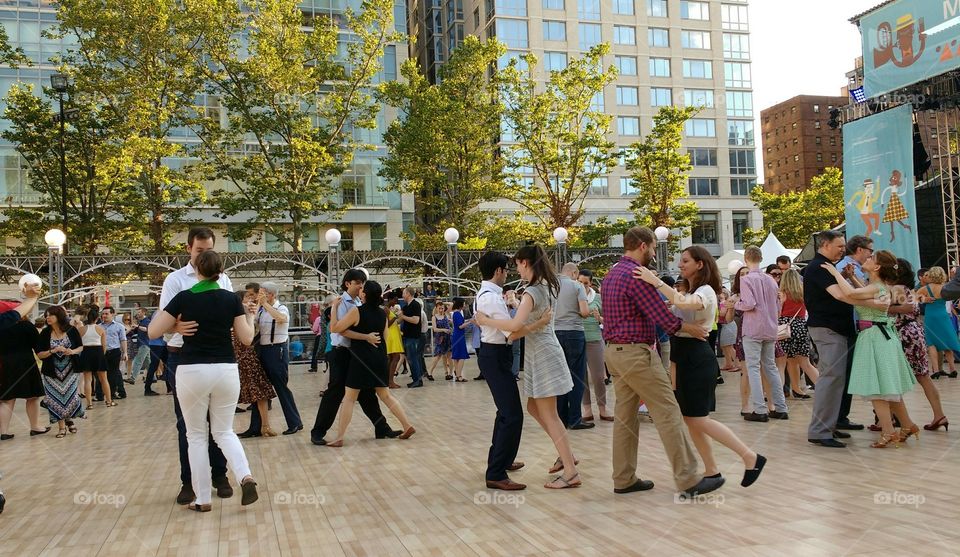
[821,250,919,448]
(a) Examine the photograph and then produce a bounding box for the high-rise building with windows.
[408,0,760,254]
[0,0,413,253]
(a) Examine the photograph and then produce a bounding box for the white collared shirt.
[330,291,357,348]
[158,262,233,348]
[258,300,290,345]
[475,280,511,344]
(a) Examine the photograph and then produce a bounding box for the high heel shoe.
[261,427,278,437]
[948,370,959,378]
[924,416,949,431]
[931,371,946,379]
[791,390,811,399]
[871,432,900,448]
[897,424,920,442]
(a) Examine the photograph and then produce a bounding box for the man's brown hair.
[623,226,655,251]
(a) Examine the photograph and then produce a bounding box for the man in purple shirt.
[602,226,723,498]
[735,246,789,422]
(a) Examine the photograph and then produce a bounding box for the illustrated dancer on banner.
[848,178,881,237]
[880,170,912,241]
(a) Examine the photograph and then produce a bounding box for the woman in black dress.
[325,280,414,446]
[0,297,49,439]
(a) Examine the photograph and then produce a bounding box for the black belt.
[863,321,892,340]
[260,342,286,347]
[480,342,509,349]
[166,346,181,353]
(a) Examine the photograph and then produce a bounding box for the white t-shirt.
[673,284,717,338]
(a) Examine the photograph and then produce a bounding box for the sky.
[750,0,882,175]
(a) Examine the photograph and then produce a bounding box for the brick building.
[760,95,848,194]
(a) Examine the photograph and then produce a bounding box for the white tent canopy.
[715,232,802,276]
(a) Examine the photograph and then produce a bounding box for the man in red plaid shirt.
[602,226,724,498]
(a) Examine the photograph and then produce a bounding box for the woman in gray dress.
[475,245,579,489]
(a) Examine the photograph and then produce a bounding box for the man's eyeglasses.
[770,272,783,277]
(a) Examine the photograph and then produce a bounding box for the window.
[591,91,604,111]
[814,120,821,129]
[831,153,838,162]
[617,86,639,106]
[725,91,753,117]
[649,57,671,77]
[688,178,718,196]
[543,0,563,8]
[647,0,667,17]
[543,20,566,41]
[685,118,716,137]
[265,231,284,253]
[227,226,247,253]
[497,19,528,48]
[683,59,712,79]
[813,104,820,113]
[302,227,319,252]
[730,150,756,174]
[722,33,750,59]
[370,224,387,251]
[731,178,755,196]
[681,30,711,49]
[498,50,529,71]
[692,213,719,245]
[342,182,366,205]
[684,89,714,108]
[680,0,709,20]
[614,25,636,45]
[830,136,837,146]
[579,23,601,50]
[688,148,717,166]
[618,116,640,135]
[613,0,634,15]
[496,0,527,16]
[544,51,567,72]
[732,212,749,246]
[474,7,480,26]
[620,177,638,196]
[815,136,822,145]
[650,87,672,107]
[578,0,601,20]
[588,177,608,196]
[648,28,669,47]
[724,62,751,87]
[792,122,797,130]
[816,153,823,162]
[616,55,638,75]
[721,3,749,31]
[338,226,355,251]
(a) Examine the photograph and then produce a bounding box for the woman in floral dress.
[234,291,277,438]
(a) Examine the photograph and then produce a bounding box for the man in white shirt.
[157,227,234,506]
[246,281,302,436]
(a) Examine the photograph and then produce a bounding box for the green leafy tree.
[623,105,700,250]
[381,36,506,240]
[0,24,29,68]
[56,0,212,253]
[499,44,618,229]
[0,84,141,254]
[742,167,845,248]
[193,0,402,253]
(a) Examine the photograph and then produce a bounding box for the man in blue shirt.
[127,307,151,386]
[834,235,873,284]
[100,306,128,400]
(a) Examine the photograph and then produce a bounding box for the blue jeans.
[403,337,424,383]
[555,329,587,427]
[250,344,302,430]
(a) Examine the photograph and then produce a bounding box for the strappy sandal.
[86,404,93,410]
[548,456,579,474]
[106,401,118,407]
[456,377,468,383]
[65,420,77,434]
[261,427,278,437]
[55,427,67,438]
[545,473,581,489]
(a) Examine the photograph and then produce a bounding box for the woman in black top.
[0,287,48,439]
[35,305,86,437]
[148,250,259,511]
[324,280,415,446]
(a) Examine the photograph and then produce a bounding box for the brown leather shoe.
[398,426,416,439]
[507,461,525,471]
[485,479,526,491]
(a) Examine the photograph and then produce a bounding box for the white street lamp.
[324,228,342,245]
[444,227,460,245]
[45,228,66,304]
[445,228,460,297]
[654,226,670,242]
[325,228,341,290]
[654,226,669,273]
[553,227,569,244]
[44,228,67,250]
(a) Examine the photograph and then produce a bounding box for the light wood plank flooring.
[1,360,959,556]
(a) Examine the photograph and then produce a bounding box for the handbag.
[776,307,803,341]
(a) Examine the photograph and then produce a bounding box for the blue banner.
[842,104,920,271]
[859,0,960,97]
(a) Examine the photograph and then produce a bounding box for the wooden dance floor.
[2,360,960,556]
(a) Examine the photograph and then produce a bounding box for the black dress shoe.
[571,422,596,430]
[836,421,864,430]
[235,406,246,413]
[176,484,196,505]
[144,390,159,396]
[0,434,13,440]
[0,492,5,514]
[212,476,233,498]
[614,479,655,494]
[808,438,846,448]
[238,430,262,438]
[768,411,789,420]
[743,412,769,422]
[311,436,327,446]
[29,427,51,436]
[473,375,485,381]
[406,381,423,388]
[282,425,303,435]
[376,429,402,439]
[682,475,725,497]
[833,431,851,439]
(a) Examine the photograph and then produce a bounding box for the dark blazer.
[36,326,83,377]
